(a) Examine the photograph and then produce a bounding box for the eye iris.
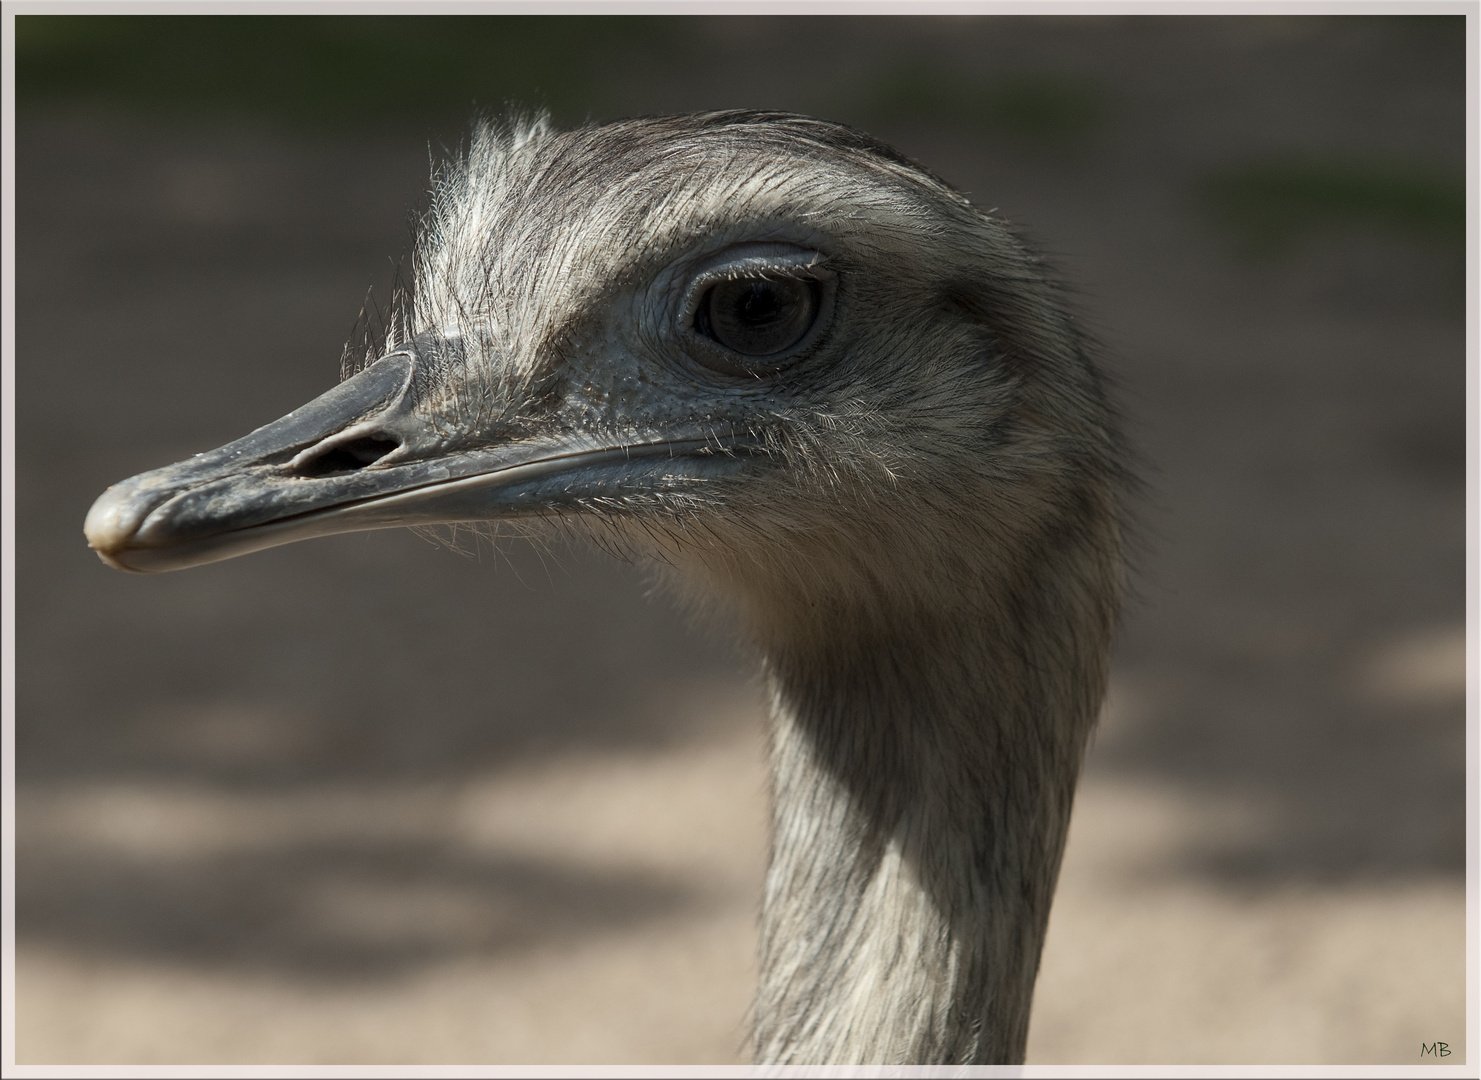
[702,277,818,357]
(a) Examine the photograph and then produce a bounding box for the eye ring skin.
[674,243,838,379]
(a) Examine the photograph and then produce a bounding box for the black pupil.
[702,277,817,357]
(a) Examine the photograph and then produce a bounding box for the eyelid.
[679,249,833,328]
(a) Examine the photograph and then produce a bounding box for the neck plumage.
[748,534,1115,1065]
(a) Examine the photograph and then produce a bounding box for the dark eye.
[697,276,820,357]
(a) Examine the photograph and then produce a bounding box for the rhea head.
[85,110,1113,653]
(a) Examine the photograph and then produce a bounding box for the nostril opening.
[293,435,401,478]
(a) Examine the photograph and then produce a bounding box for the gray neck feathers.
[750,502,1117,1065]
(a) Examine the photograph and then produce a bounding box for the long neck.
[749,548,1114,1065]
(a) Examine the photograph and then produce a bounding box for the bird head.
[85,112,1117,641]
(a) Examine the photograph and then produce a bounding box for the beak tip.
[84,483,151,570]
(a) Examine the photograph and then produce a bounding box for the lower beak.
[84,346,744,573]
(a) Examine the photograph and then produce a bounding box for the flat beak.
[84,337,741,573]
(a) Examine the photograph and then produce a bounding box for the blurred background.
[13,14,1468,1065]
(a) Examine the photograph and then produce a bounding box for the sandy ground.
[13,17,1468,1066]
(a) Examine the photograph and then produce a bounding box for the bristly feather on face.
[84,111,1122,644]
[383,111,1119,643]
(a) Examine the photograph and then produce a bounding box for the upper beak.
[84,336,742,573]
